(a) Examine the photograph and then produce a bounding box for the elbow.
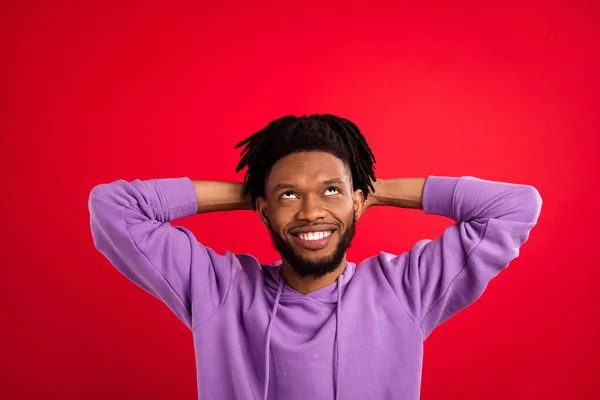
[89,181,115,201]
[520,185,543,224]
[88,184,108,217]
[88,185,123,255]
[88,186,102,213]
[88,182,122,232]
[88,186,109,230]
[495,184,543,224]
[88,179,129,208]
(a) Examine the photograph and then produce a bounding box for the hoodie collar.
[263,260,356,303]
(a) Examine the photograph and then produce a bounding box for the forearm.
[369,178,427,209]
[192,180,253,214]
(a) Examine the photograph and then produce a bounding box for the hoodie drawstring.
[335,273,343,400]
[263,273,344,400]
[263,278,284,400]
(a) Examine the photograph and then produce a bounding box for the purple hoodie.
[88,175,542,400]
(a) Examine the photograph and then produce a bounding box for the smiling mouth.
[291,230,336,250]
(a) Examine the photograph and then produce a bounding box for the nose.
[295,194,327,222]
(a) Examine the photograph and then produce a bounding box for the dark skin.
[192,150,425,294]
[256,151,366,294]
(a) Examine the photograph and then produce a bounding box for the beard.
[267,214,357,280]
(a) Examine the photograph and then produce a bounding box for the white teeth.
[299,231,332,241]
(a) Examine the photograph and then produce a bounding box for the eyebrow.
[272,178,345,193]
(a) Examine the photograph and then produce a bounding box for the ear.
[352,189,365,220]
[256,197,270,228]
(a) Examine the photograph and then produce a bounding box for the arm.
[192,180,253,213]
[363,177,426,210]
[88,178,251,330]
[373,175,543,340]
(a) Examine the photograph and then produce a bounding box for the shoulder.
[353,251,409,280]
[353,250,422,285]
[356,251,411,270]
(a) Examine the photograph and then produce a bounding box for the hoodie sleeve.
[88,177,234,330]
[379,175,542,341]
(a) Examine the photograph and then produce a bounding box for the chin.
[297,250,335,261]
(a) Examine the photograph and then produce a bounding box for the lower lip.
[292,231,335,250]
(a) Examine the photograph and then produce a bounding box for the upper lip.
[290,225,338,235]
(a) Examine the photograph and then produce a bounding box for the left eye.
[325,187,339,195]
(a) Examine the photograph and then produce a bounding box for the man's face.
[256,151,364,279]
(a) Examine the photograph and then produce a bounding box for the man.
[88,114,542,400]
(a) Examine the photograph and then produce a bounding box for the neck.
[281,255,347,295]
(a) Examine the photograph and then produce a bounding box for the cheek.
[330,196,354,211]
[266,214,288,235]
[330,202,354,217]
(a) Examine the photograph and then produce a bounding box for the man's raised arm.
[370,175,542,340]
[88,177,251,330]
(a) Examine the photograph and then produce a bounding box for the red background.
[2,1,599,399]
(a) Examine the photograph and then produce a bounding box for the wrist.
[366,179,384,207]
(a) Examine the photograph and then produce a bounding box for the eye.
[280,191,297,199]
[324,187,340,196]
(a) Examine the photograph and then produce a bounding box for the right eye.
[281,191,297,199]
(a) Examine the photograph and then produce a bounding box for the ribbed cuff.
[421,176,461,220]
[154,177,198,220]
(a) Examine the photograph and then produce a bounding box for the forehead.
[266,151,350,190]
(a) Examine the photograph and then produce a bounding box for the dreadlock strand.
[233,114,377,211]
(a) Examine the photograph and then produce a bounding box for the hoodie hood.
[261,260,356,400]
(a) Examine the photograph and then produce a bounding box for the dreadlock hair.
[234,114,377,211]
